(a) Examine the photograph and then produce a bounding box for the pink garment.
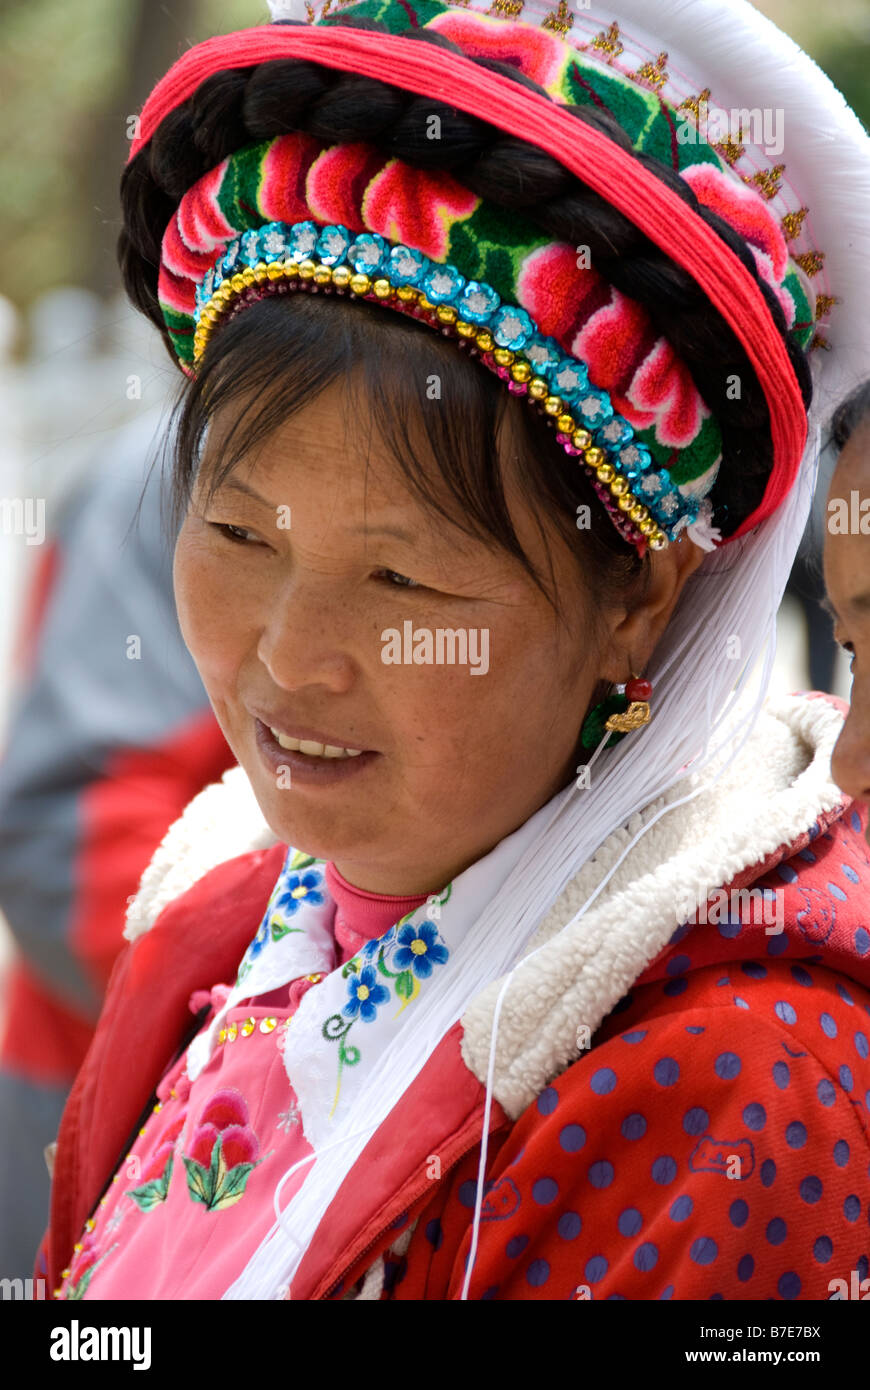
[58,862,428,1300]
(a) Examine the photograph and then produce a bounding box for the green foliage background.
[0,0,867,317]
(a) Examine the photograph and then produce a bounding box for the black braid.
[118,15,813,538]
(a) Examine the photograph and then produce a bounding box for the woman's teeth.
[269,728,364,758]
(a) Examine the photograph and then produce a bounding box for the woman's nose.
[831,688,870,806]
[256,585,356,693]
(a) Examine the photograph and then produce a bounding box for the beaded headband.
[143,2,816,554]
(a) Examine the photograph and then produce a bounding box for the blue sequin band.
[193,221,703,547]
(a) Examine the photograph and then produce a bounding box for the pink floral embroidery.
[307,142,387,230]
[362,160,479,260]
[427,12,570,94]
[260,132,327,225]
[183,1088,262,1212]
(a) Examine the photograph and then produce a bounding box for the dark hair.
[830,378,870,452]
[118,15,813,620]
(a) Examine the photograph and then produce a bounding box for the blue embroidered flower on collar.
[273,869,325,917]
[393,920,449,979]
[343,965,390,1023]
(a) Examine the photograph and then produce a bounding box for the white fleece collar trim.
[459,693,847,1118]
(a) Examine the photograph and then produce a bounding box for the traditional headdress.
[123,0,870,1299]
[134,0,846,556]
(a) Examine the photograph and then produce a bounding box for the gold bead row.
[193,259,667,548]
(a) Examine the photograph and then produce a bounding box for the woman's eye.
[374,568,422,590]
[210,522,258,544]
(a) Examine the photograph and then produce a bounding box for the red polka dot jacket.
[40,693,870,1300]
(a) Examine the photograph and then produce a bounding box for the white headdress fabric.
[226,0,870,1299]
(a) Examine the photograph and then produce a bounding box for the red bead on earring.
[625,676,653,702]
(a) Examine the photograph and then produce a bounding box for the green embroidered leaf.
[341,958,360,978]
[395,970,415,1000]
[125,1151,174,1211]
[126,1180,169,1212]
[211,1161,257,1211]
[270,919,304,943]
[182,1155,212,1206]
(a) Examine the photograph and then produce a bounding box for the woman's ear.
[598,537,709,683]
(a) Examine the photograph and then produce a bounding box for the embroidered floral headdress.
[132,0,833,557]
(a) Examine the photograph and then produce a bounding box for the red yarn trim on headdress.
[129,24,807,541]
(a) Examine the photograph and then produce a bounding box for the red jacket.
[41,694,870,1299]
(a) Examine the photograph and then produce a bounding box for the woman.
[41,0,870,1300]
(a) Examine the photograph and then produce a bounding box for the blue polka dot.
[761,1158,777,1187]
[621,1029,647,1044]
[714,1051,741,1079]
[618,1208,643,1238]
[506,1234,529,1258]
[526,1258,550,1287]
[777,863,798,884]
[767,932,789,956]
[855,1032,869,1059]
[778,1271,801,1299]
[742,961,767,978]
[651,1156,677,1185]
[458,1180,478,1208]
[850,809,862,832]
[690,1237,718,1266]
[800,1176,823,1204]
[532,1177,559,1206]
[670,1195,693,1222]
[717,917,742,939]
[654,1057,680,1086]
[683,1106,709,1135]
[737,1254,754,1282]
[790,965,813,987]
[838,981,855,1006]
[842,864,860,884]
[766,1217,787,1245]
[733,997,749,1010]
[585,1256,608,1284]
[480,1285,498,1300]
[559,1124,586,1153]
[729,1199,749,1228]
[659,1284,675,1300]
[859,1255,869,1281]
[590,1067,617,1095]
[833,1139,850,1167]
[798,847,817,863]
[775,1001,797,1024]
[772,1060,790,1089]
[537,1086,558,1116]
[588,1161,614,1189]
[558,1211,581,1241]
[856,927,870,955]
[844,1194,861,1222]
[820,1012,838,1038]
[840,1064,854,1091]
[425,1219,443,1250]
[817,1078,836,1107]
[666,954,691,976]
[827,882,847,901]
[813,1235,833,1263]
[685,1025,705,1035]
[669,923,692,945]
[743,1102,766,1131]
[621,1113,647,1141]
[786,1121,807,1149]
[634,1243,659,1272]
[663,978,689,997]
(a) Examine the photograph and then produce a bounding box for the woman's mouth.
[253,719,379,785]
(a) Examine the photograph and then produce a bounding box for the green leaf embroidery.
[211,1162,257,1211]
[289,850,320,872]
[270,917,304,943]
[182,1155,212,1206]
[126,1151,174,1211]
[394,970,415,1000]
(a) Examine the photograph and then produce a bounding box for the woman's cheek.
[173,525,255,685]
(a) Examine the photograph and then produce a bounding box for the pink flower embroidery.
[183,1087,262,1212]
[681,163,789,283]
[362,160,479,260]
[307,141,387,231]
[427,12,570,94]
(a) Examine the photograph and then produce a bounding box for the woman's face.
[174,380,628,892]
[824,420,870,824]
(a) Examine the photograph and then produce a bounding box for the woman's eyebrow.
[213,476,419,545]
[821,591,870,621]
